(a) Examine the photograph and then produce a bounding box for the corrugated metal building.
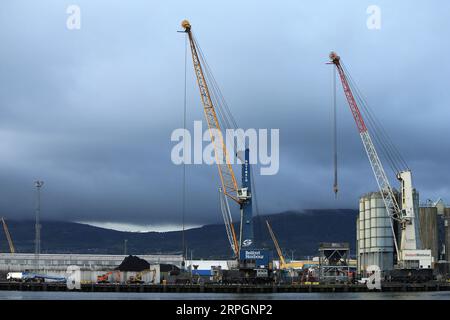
[418,207,439,263]
[0,253,183,272]
[417,201,449,270]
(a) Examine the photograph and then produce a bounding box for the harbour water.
[0,291,449,300]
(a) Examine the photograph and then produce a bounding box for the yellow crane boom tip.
[181,20,191,30]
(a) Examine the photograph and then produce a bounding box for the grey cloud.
[0,0,448,226]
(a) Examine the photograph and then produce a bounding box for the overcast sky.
[0,1,449,231]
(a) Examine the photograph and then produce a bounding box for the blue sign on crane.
[238,148,272,271]
[239,148,253,249]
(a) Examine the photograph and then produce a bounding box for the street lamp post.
[34,180,44,270]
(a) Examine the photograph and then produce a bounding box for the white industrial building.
[0,253,183,284]
[184,260,233,276]
[0,253,183,272]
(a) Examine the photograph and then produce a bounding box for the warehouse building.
[418,199,450,273]
[0,253,183,272]
[0,253,183,284]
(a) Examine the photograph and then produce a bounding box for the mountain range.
[0,209,358,259]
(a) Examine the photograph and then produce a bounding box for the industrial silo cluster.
[357,193,450,277]
[356,192,395,276]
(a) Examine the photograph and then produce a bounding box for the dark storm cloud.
[0,0,449,227]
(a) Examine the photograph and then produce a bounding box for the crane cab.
[237,188,251,201]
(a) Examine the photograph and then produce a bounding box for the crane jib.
[336,64,367,133]
[185,27,239,204]
[1,217,15,254]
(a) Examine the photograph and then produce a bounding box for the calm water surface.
[0,291,449,300]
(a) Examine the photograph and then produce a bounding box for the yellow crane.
[182,20,241,256]
[1,217,15,254]
[265,220,286,268]
[265,220,303,270]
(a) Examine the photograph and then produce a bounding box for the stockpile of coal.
[115,255,150,271]
[160,264,181,275]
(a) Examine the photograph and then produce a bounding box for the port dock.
[1,281,449,294]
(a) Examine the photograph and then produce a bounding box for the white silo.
[357,192,395,276]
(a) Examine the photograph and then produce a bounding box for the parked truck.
[7,272,66,283]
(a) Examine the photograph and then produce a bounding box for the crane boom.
[182,20,239,203]
[182,20,240,255]
[219,188,238,256]
[329,52,402,256]
[266,220,286,268]
[1,217,15,254]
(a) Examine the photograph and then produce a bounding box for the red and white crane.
[329,52,432,270]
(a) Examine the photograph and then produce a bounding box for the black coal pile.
[115,255,150,271]
[160,264,181,275]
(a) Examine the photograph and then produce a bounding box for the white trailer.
[6,272,23,281]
